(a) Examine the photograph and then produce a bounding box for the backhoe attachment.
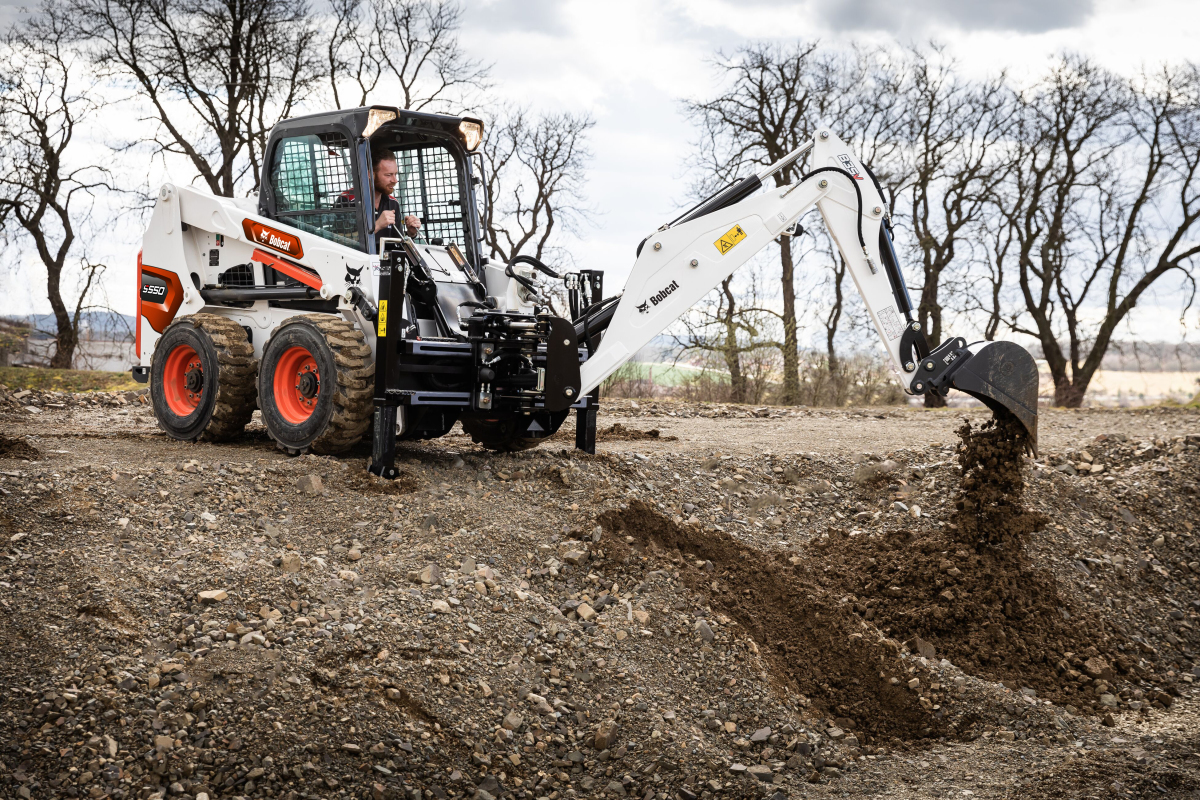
[573,127,1041,453]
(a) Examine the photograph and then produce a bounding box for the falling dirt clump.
[809,414,1157,711]
[0,435,39,459]
[952,414,1044,550]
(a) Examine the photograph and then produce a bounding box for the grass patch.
[0,366,139,393]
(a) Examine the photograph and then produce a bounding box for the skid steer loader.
[133,106,1040,476]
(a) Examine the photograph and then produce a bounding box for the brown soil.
[808,415,1154,711]
[952,414,1044,550]
[0,434,39,459]
[603,413,1166,748]
[3,392,1199,799]
[600,501,941,744]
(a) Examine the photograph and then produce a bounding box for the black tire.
[258,314,372,455]
[150,313,257,442]
[460,411,567,452]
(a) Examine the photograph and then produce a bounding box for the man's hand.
[373,209,396,234]
[404,214,421,238]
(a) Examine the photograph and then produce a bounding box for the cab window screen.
[269,132,362,250]
[395,145,466,247]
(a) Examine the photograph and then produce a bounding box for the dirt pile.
[0,434,39,459]
[600,501,945,744]
[600,413,1169,747]
[809,416,1157,711]
[597,423,676,442]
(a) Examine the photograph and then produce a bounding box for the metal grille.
[270,133,361,249]
[395,146,466,247]
[217,264,255,287]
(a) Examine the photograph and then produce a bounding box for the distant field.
[1040,367,1200,405]
[623,360,1200,407]
[2,361,1196,406]
[609,361,712,387]
[0,366,139,393]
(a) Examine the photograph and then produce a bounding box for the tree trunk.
[1052,375,1086,408]
[46,262,76,368]
[825,253,846,378]
[1040,335,1090,408]
[721,277,746,403]
[825,325,838,376]
[778,235,800,404]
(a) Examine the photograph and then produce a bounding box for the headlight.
[363,108,397,138]
[458,119,483,152]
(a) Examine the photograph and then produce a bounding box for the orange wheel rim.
[274,346,320,424]
[163,344,202,416]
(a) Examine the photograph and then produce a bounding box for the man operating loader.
[370,149,423,245]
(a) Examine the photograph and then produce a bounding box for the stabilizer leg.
[369,404,399,479]
[575,391,598,454]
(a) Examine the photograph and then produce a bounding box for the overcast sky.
[4,0,1200,344]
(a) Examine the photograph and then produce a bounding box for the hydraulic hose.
[504,255,563,300]
[507,254,562,280]
[800,166,867,253]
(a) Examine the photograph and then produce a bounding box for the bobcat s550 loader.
[132,106,1040,476]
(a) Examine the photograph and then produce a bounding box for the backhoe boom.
[578,128,1039,450]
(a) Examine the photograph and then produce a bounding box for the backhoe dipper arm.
[577,128,1040,450]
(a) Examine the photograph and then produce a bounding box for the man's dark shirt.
[374,193,402,249]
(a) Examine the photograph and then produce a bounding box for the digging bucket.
[949,341,1040,454]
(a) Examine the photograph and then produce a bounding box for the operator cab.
[259,105,487,337]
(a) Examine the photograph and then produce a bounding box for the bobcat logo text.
[638,279,679,313]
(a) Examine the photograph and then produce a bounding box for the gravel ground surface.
[2,385,1200,800]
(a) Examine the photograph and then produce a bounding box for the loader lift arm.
[570,128,1039,452]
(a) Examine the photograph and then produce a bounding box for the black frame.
[261,106,486,274]
[261,121,370,251]
[364,123,482,268]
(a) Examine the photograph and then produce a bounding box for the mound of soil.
[603,414,1168,746]
[597,423,676,442]
[600,502,942,743]
[0,435,39,459]
[808,416,1152,711]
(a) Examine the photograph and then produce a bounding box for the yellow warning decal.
[714,224,747,255]
[377,300,388,337]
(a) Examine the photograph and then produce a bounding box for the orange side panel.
[251,248,323,291]
[139,261,185,334]
[136,251,143,357]
[242,219,305,259]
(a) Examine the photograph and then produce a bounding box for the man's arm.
[403,214,422,239]
[374,207,397,234]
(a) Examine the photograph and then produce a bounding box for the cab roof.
[272,106,470,141]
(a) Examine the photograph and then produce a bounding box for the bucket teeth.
[949,341,1040,455]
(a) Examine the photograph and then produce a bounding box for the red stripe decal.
[251,248,323,290]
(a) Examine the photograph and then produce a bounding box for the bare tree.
[672,273,778,404]
[995,57,1200,406]
[480,108,594,266]
[810,231,849,375]
[687,43,907,404]
[326,0,490,112]
[685,42,819,404]
[68,0,322,196]
[0,8,111,368]
[901,47,1013,407]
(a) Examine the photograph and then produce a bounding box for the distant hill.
[2,311,135,341]
[1027,341,1200,371]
